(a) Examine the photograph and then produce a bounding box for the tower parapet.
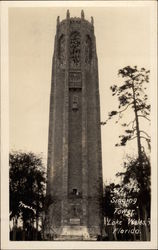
[57,10,94,35]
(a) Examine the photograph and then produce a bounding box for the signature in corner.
[19,201,36,214]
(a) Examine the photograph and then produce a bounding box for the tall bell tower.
[45,10,103,240]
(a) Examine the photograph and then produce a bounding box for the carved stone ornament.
[69,72,81,82]
[69,72,82,88]
[69,32,81,69]
[72,95,79,111]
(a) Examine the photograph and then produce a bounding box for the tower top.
[56,10,94,26]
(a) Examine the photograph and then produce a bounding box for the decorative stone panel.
[69,31,81,69]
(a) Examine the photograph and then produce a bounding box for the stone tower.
[45,10,103,240]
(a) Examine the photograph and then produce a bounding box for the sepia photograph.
[1,1,157,249]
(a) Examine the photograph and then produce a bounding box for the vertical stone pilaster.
[81,19,88,227]
[61,16,70,226]
[95,50,104,233]
[47,34,58,196]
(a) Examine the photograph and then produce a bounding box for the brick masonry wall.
[86,67,103,234]
[45,15,103,239]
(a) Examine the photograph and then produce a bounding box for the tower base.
[55,226,90,241]
[56,226,90,241]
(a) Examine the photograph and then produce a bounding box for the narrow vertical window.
[58,34,65,66]
[85,35,92,64]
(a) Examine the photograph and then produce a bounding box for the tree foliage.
[116,153,151,215]
[9,151,46,240]
[103,153,151,241]
[101,66,150,152]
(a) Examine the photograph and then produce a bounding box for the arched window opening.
[85,35,92,64]
[58,34,65,65]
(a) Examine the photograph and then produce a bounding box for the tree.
[101,66,151,240]
[101,66,150,156]
[9,151,46,240]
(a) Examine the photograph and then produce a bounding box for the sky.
[9,4,152,183]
